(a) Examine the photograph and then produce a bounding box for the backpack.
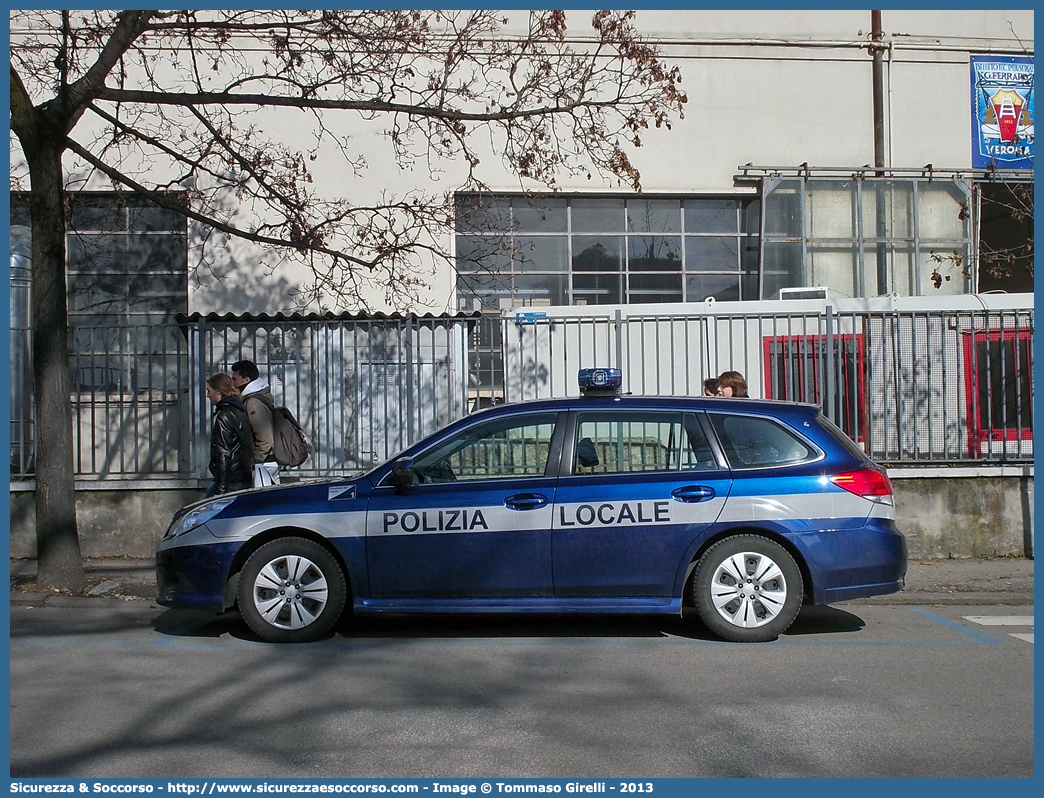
[270,404,311,467]
[247,394,311,468]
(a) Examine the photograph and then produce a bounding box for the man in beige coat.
[231,359,281,486]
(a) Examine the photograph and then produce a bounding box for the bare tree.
[9,10,686,590]
[929,178,1034,291]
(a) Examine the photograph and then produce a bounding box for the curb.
[10,592,158,608]
[848,591,1034,606]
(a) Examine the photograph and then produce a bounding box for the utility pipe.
[872,10,889,294]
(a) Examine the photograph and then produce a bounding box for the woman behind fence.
[716,370,749,398]
[204,373,253,497]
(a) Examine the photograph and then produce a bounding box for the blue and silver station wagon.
[156,368,907,643]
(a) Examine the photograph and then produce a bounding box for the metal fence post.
[615,308,624,378]
[405,316,415,446]
[824,304,835,423]
[195,316,208,479]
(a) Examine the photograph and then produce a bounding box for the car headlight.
[164,497,237,540]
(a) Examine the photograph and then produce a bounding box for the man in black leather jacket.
[204,373,253,496]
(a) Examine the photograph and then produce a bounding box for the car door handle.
[505,493,549,511]
[671,486,716,503]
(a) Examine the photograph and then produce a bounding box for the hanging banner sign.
[970,55,1034,170]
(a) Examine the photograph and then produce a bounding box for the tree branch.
[65,136,378,270]
[46,10,155,133]
[93,87,600,122]
[9,63,35,142]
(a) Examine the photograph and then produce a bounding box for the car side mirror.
[391,457,415,494]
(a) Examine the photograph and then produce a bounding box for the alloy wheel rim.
[251,554,330,630]
[709,551,788,628]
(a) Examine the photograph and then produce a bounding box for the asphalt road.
[9,600,1034,779]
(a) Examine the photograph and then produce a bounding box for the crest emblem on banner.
[970,56,1034,169]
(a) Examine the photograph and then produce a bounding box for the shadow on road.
[786,604,866,635]
[148,604,868,643]
[151,608,248,639]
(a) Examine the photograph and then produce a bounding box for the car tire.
[238,537,347,643]
[692,535,803,643]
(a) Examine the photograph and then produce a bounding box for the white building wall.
[13,10,1033,315]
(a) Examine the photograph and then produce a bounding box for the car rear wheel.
[692,535,803,642]
[238,537,346,643]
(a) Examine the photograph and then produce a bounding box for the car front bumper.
[155,538,242,612]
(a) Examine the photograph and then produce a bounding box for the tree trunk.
[27,136,85,592]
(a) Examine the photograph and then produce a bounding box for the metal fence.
[8,298,1033,481]
[500,299,1033,466]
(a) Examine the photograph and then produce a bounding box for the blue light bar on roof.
[578,367,622,393]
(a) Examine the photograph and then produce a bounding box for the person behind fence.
[703,377,720,397]
[716,370,749,397]
[231,359,281,487]
[204,373,253,497]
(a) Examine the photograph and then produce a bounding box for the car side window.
[708,413,813,468]
[574,412,711,474]
[411,413,557,482]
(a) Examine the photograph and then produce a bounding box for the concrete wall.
[891,469,1034,559]
[9,471,1034,561]
[9,482,205,559]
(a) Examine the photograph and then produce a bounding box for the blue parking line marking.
[905,606,1004,644]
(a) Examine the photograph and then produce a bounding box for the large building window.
[759,175,974,298]
[11,192,188,394]
[455,194,760,312]
[64,194,187,327]
[456,177,980,311]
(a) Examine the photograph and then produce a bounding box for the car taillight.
[830,467,893,501]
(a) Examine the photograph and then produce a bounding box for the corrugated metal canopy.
[176,310,482,323]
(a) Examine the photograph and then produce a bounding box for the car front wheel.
[692,535,803,642]
[238,537,347,643]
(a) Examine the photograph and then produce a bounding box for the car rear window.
[708,412,815,468]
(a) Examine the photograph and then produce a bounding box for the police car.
[156,368,907,644]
